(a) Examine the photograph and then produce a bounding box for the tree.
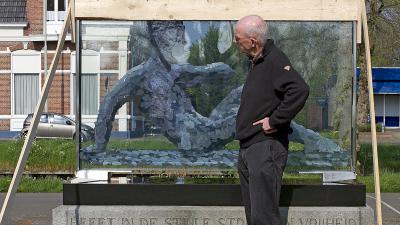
[187,25,247,117]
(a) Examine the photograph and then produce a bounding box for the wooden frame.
[0,1,382,225]
[75,0,363,43]
[75,0,361,21]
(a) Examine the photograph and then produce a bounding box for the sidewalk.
[366,193,400,225]
[0,193,62,225]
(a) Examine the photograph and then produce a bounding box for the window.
[14,74,39,115]
[47,0,54,11]
[70,51,101,115]
[53,114,70,125]
[374,95,384,116]
[40,114,49,123]
[81,74,99,115]
[384,95,400,127]
[58,0,65,11]
[71,73,100,115]
[47,0,67,21]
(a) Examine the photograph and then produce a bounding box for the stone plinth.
[53,206,374,225]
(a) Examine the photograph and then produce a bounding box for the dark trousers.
[237,138,289,225]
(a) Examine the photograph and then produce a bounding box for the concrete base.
[53,205,374,225]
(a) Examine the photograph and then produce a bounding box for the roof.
[0,0,27,23]
[357,67,400,94]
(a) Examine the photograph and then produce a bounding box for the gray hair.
[238,15,269,46]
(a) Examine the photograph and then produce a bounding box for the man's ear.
[249,37,257,47]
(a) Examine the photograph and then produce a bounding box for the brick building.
[0,0,131,135]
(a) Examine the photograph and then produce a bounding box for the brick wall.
[0,54,11,70]
[0,120,10,131]
[25,0,43,36]
[46,42,75,51]
[99,73,119,104]
[42,52,71,70]
[0,42,24,52]
[47,72,71,114]
[0,75,11,115]
[86,41,119,51]
[100,53,119,70]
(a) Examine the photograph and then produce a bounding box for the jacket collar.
[250,39,275,65]
[261,39,275,58]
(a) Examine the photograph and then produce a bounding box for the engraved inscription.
[67,216,359,225]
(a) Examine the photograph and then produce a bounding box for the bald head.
[235,15,268,46]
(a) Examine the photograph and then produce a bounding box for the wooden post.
[361,1,383,225]
[0,6,72,224]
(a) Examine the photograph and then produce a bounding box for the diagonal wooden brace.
[361,0,383,224]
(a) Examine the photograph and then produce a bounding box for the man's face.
[233,26,252,55]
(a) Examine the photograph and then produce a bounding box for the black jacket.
[235,39,309,148]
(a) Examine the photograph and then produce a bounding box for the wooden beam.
[70,0,76,43]
[75,0,361,22]
[361,1,383,225]
[0,5,72,224]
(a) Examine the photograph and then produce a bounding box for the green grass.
[0,139,75,172]
[223,140,239,150]
[0,176,64,192]
[319,130,339,139]
[358,144,400,175]
[357,170,400,193]
[289,142,304,151]
[358,123,383,132]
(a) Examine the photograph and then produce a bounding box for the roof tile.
[0,0,27,23]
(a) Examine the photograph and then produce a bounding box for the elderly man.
[234,15,309,225]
